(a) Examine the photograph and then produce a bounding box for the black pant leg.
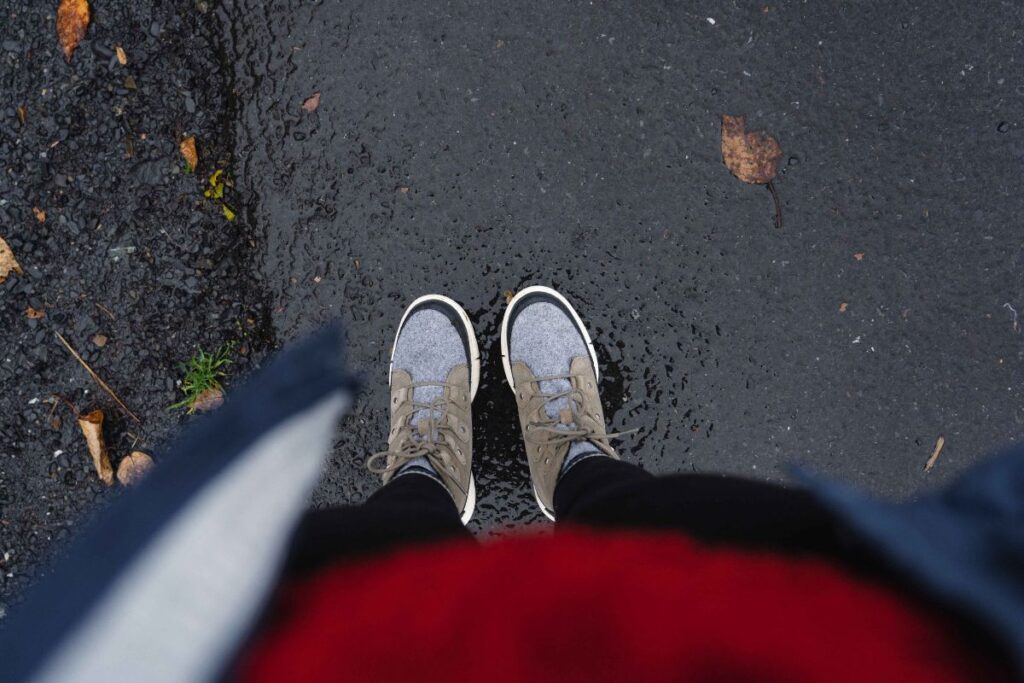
[554,456,849,560]
[284,473,473,576]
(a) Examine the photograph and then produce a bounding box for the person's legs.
[285,473,472,575]
[285,293,481,576]
[553,456,848,558]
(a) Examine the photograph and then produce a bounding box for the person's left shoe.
[367,294,480,524]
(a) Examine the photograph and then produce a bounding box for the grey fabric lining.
[392,308,466,426]
[508,300,601,466]
[390,308,467,478]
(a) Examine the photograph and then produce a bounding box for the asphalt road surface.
[0,0,1021,608]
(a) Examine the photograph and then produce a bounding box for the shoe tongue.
[540,376,572,421]
[409,384,444,441]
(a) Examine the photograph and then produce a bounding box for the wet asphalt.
[0,0,1021,605]
[221,0,1023,534]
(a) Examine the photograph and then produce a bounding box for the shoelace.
[366,380,467,493]
[521,372,634,454]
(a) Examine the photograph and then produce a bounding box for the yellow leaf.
[222,205,236,221]
[0,236,22,283]
[25,307,46,319]
[180,136,198,172]
[57,0,90,62]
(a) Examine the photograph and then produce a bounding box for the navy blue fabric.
[0,323,358,683]
[799,443,1024,671]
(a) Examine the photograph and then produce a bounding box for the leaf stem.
[766,181,783,229]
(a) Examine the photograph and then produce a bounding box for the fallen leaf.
[721,115,782,184]
[496,39,506,48]
[115,45,127,65]
[91,333,108,347]
[57,0,90,62]
[222,204,236,221]
[0,237,23,284]
[124,75,137,90]
[193,387,224,412]
[16,105,27,126]
[32,207,46,223]
[838,302,848,313]
[204,169,226,199]
[853,252,865,261]
[77,410,113,486]
[924,436,945,472]
[117,451,154,486]
[25,307,46,319]
[302,92,321,113]
[180,136,198,172]
[397,186,410,193]
[504,289,516,304]
[721,114,784,228]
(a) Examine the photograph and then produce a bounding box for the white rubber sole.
[388,294,480,525]
[499,285,600,521]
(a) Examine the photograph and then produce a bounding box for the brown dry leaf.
[193,387,224,412]
[33,207,46,223]
[721,115,782,184]
[180,136,198,172]
[25,307,46,319]
[0,237,23,284]
[91,333,108,347]
[924,436,945,472]
[504,289,516,304]
[57,0,90,62]
[838,302,849,313]
[117,450,154,486]
[115,45,127,65]
[721,114,784,228]
[302,92,321,113]
[853,252,865,261]
[77,410,113,486]
[16,105,28,126]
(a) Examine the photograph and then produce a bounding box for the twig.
[1004,303,1019,334]
[924,436,945,472]
[55,332,140,423]
[94,302,116,320]
[766,180,783,229]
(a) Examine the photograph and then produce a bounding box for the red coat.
[240,529,1002,682]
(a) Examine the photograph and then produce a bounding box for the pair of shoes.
[366,286,625,523]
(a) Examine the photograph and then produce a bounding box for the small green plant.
[169,341,236,413]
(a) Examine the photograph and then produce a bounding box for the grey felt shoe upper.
[367,299,477,522]
[502,288,620,520]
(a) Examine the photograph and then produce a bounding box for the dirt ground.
[0,0,272,610]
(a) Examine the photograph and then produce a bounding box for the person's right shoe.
[500,286,623,520]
